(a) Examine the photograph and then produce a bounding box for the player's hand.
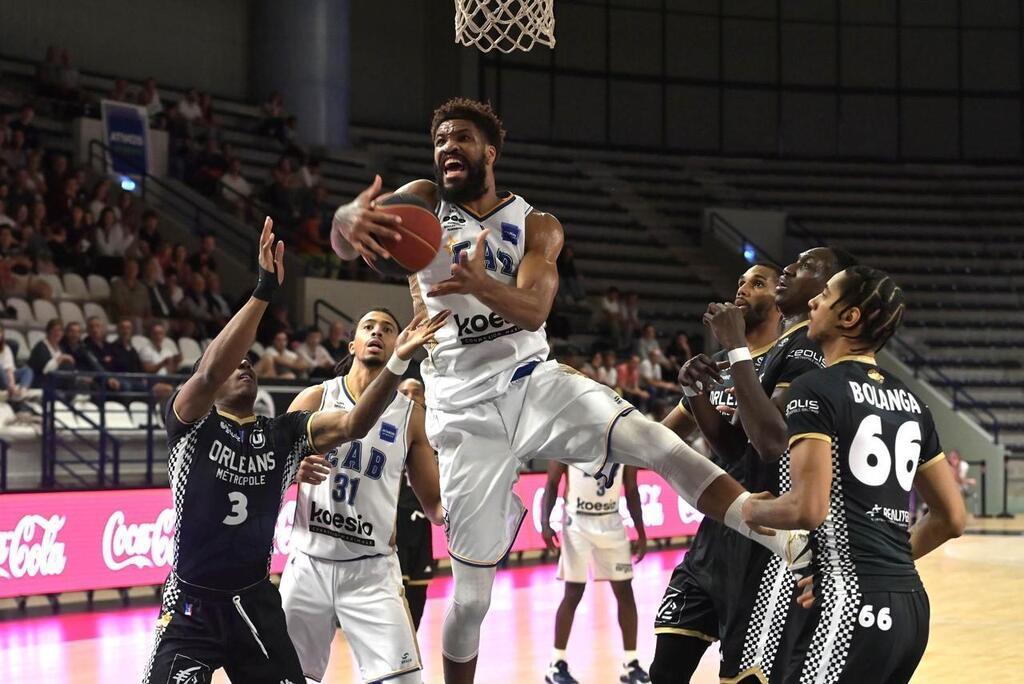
[632,532,647,562]
[796,574,816,609]
[394,309,451,360]
[258,216,285,284]
[427,229,491,298]
[296,455,331,485]
[678,353,723,393]
[703,302,747,350]
[332,175,403,262]
[541,525,560,554]
[742,491,778,537]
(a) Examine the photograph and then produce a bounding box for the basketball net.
[454,0,555,53]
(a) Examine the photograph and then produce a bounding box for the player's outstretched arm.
[623,466,647,562]
[909,456,966,559]
[540,460,567,553]
[173,217,283,424]
[308,310,450,451]
[406,402,443,525]
[427,211,563,332]
[743,438,832,530]
[331,176,437,262]
[288,385,332,486]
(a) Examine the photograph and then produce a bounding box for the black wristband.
[252,265,278,301]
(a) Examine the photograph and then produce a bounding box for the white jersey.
[416,193,550,410]
[565,463,622,517]
[290,376,413,561]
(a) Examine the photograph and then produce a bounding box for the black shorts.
[395,506,434,584]
[142,574,304,684]
[779,589,930,684]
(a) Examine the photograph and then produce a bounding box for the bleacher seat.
[103,402,138,430]
[32,300,60,327]
[62,273,90,301]
[128,400,164,429]
[37,274,64,300]
[5,297,35,331]
[26,329,45,351]
[83,302,110,327]
[87,275,111,301]
[58,302,85,326]
[5,329,29,363]
[178,337,202,370]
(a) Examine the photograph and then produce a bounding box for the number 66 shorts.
[425,360,635,567]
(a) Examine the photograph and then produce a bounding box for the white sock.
[552,648,567,664]
[623,650,638,666]
[724,492,794,560]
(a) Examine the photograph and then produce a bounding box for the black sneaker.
[620,659,651,683]
[545,659,579,684]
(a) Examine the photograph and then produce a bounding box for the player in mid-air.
[650,262,782,683]
[743,265,966,683]
[682,246,856,683]
[331,98,810,683]
[142,219,447,684]
[540,462,650,684]
[281,307,444,684]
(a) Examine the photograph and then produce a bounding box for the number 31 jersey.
[785,356,946,593]
[290,376,414,561]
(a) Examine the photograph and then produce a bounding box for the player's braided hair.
[832,265,905,352]
[430,98,506,159]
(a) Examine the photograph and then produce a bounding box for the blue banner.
[101,100,149,177]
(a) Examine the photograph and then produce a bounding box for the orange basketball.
[363,193,442,277]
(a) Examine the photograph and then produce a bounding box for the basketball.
[363,193,442,277]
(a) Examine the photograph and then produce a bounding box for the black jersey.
[165,395,315,591]
[785,357,944,593]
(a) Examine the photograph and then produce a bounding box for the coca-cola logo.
[274,500,296,556]
[0,514,68,579]
[102,509,175,571]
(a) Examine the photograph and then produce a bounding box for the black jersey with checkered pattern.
[165,395,314,591]
[785,357,944,593]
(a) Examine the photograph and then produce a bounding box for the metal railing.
[313,298,355,333]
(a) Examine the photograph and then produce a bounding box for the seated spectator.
[196,92,218,139]
[109,78,132,103]
[597,350,619,389]
[84,316,114,369]
[616,354,650,410]
[180,272,216,336]
[556,244,586,303]
[205,271,232,322]
[665,331,694,370]
[636,323,668,367]
[296,329,335,379]
[170,243,193,283]
[138,77,164,126]
[0,322,33,400]
[621,291,641,340]
[107,317,156,396]
[255,331,310,379]
[24,151,47,195]
[44,152,69,192]
[175,88,203,125]
[88,179,113,224]
[137,210,162,256]
[95,207,134,260]
[28,318,75,387]
[142,256,174,320]
[2,129,28,170]
[322,321,349,362]
[599,286,626,349]
[9,104,41,150]
[55,49,82,102]
[139,322,182,375]
[110,258,151,330]
[258,91,286,138]
[65,319,120,391]
[298,157,322,189]
[639,348,678,394]
[191,138,228,196]
[264,156,299,222]
[188,233,217,275]
[580,351,603,381]
[220,158,253,218]
[257,303,295,345]
[280,116,303,157]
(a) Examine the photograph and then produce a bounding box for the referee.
[142,218,449,684]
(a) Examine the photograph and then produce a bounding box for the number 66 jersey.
[289,376,414,561]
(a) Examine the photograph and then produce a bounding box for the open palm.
[395,310,451,359]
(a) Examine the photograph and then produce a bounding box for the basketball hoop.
[454,0,555,54]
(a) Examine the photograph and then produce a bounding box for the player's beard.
[435,154,488,204]
[360,353,385,368]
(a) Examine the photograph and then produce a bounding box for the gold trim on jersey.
[653,627,717,643]
[456,192,516,220]
[789,432,832,447]
[775,382,791,390]
[215,408,257,424]
[343,375,361,401]
[828,354,878,367]
[720,665,768,684]
[779,319,809,339]
[918,452,947,472]
[750,338,779,357]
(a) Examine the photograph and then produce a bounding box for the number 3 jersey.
[164,396,314,591]
[290,376,414,561]
[785,356,946,593]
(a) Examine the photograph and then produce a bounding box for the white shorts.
[426,360,634,567]
[279,552,421,683]
[557,512,633,583]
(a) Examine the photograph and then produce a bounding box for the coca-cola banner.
[0,472,701,599]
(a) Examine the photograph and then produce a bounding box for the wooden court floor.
[1,519,1020,683]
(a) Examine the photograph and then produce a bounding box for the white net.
[454,0,556,53]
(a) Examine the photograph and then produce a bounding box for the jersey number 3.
[223,491,249,526]
[849,416,921,491]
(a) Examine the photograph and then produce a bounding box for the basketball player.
[142,219,447,684]
[331,98,810,683]
[540,462,649,684]
[650,263,782,683]
[742,265,966,683]
[280,307,442,684]
[683,247,857,683]
[396,377,436,631]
